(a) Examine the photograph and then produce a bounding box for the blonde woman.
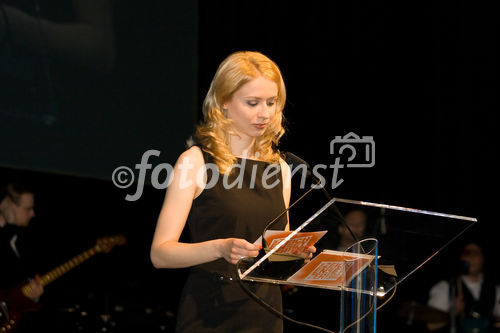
[151,51,312,332]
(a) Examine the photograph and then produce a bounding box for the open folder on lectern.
[252,230,375,289]
[238,194,477,296]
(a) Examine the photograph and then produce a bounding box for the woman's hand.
[303,245,316,262]
[219,238,261,265]
[290,245,316,262]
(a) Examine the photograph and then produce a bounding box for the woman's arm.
[280,158,291,231]
[150,146,260,268]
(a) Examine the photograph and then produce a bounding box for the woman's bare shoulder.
[177,145,205,166]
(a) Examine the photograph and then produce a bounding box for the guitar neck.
[20,246,98,296]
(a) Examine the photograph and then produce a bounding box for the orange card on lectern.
[286,249,375,288]
[261,230,327,256]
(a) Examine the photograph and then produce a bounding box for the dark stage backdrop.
[0,1,197,331]
[198,1,497,220]
[0,0,197,180]
[0,1,498,332]
[199,2,498,243]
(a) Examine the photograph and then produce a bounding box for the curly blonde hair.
[194,51,286,174]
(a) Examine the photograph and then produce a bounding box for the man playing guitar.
[0,183,43,330]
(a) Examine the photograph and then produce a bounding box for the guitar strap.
[9,234,20,258]
[0,224,32,288]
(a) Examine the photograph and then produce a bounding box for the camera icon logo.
[330,132,375,168]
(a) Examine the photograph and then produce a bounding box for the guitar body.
[0,284,40,332]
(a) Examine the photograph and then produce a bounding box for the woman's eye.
[247,101,258,107]
[267,101,276,106]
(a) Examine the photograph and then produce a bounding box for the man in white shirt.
[427,241,500,332]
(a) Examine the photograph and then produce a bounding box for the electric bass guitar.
[0,234,126,332]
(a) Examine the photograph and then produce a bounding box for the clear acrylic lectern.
[237,194,477,333]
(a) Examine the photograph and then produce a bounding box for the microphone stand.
[261,152,361,252]
[261,177,323,250]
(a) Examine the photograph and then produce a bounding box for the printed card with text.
[286,249,375,287]
[262,230,327,257]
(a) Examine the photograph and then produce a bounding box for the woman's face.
[223,75,278,140]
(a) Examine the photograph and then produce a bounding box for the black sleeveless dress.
[175,148,287,333]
